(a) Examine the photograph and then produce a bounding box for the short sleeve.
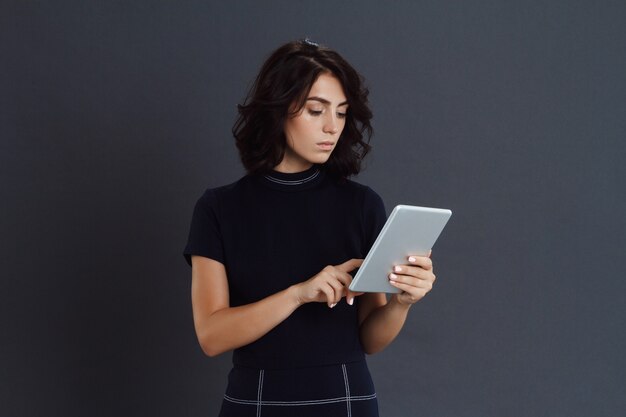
[361,186,387,257]
[183,189,225,267]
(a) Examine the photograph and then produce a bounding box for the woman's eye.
[308,109,323,116]
[337,112,347,119]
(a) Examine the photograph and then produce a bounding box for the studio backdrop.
[2,1,625,416]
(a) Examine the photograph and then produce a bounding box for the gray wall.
[2,1,625,416]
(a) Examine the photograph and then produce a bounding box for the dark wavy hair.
[232,39,373,179]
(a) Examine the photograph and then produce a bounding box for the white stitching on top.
[342,364,352,417]
[264,169,320,185]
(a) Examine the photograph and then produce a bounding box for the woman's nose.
[323,114,339,134]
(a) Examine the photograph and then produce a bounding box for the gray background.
[2,1,625,416]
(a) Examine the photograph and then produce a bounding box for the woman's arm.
[357,293,411,354]
[358,253,436,354]
[191,255,362,357]
[191,256,300,356]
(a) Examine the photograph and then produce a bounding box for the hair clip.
[303,37,319,47]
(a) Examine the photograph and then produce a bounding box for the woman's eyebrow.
[306,97,349,106]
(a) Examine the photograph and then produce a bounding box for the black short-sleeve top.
[183,164,387,369]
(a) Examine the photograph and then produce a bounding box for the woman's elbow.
[201,345,223,358]
[199,338,226,357]
[362,344,384,355]
[360,335,386,355]
[196,327,226,357]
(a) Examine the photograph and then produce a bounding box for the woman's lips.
[317,142,334,151]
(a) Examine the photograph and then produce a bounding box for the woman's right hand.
[292,258,364,308]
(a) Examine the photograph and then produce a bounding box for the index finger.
[332,270,360,306]
[336,258,363,273]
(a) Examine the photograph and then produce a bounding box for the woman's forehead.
[307,73,347,104]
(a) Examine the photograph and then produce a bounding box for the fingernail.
[348,297,354,305]
[389,273,398,280]
[394,266,402,272]
[330,302,337,308]
[408,256,416,262]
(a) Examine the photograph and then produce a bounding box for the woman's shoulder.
[195,175,250,205]
[335,178,386,218]
[336,176,382,199]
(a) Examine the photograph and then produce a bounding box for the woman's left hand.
[388,250,436,306]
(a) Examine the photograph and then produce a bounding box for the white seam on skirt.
[342,364,352,417]
[256,369,264,417]
[224,393,377,406]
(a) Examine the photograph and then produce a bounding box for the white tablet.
[349,205,452,293]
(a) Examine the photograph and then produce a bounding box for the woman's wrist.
[389,294,412,311]
[287,284,305,307]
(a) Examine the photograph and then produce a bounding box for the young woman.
[183,39,436,417]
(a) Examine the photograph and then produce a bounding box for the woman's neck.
[272,160,314,174]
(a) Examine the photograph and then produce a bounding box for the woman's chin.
[311,153,333,164]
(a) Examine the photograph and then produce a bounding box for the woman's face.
[276,72,348,173]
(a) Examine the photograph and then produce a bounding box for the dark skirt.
[219,360,379,417]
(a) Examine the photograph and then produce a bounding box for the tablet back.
[349,205,452,293]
